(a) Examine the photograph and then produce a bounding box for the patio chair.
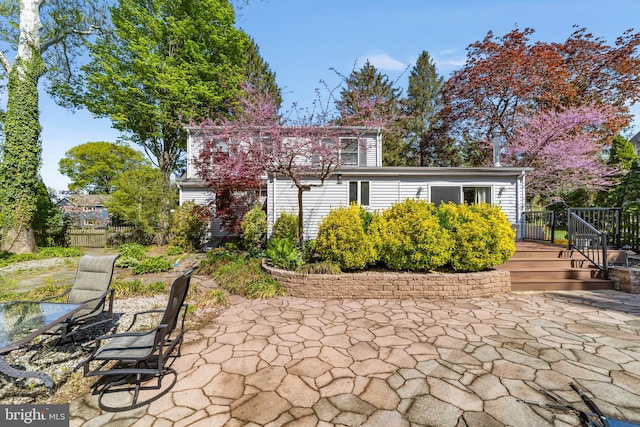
[43,254,120,342]
[518,382,640,426]
[82,269,193,412]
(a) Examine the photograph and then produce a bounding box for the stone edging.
[608,268,640,294]
[262,262,511,299]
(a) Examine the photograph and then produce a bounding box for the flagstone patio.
[69,290,640,427]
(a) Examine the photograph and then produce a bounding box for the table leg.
[0,355,54,388]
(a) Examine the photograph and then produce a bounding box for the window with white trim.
[430,186,491,206]
[349,181,370,206]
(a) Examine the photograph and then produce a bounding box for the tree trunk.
[297,186,305,248]
[0,0,45,253]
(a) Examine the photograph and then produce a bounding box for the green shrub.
[38,247,83,258]
[170,201,210,251]
[198,248,242,275]
[131,256,172,275]
[166,245,184,256]
[438,203,515,272]
[209,256,286,298]
[241,204,267,251]
[371,199,452,271]
[116,243,147,268]
[272,212,299,241]
[266,238,303,270]
[315,204,377,271]
[112,278,168,298]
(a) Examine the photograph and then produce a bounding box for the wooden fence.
[66,226,137,248]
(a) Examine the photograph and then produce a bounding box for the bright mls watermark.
[1,404,68,426]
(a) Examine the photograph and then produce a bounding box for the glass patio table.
[0,300,86,388]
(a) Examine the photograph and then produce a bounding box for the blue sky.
[39,0,640,191]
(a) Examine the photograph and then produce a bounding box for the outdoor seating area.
[0,256,193,412]
[82,268,193,411]
[42,254,119,342]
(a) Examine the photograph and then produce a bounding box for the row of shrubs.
[242,199,516,273]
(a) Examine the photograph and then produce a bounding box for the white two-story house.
[178,126,532,243]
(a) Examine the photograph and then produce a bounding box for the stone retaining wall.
[608,268,640,294]
[263,263,511,299]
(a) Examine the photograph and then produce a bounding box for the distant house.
[631,131,640,160]
[179,126,532,242]
[56,195,112,228]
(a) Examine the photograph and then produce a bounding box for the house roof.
[333,166,532,177]
[56,194,110,207]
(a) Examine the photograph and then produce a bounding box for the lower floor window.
[431,186,491,206]
[349,181,370,205]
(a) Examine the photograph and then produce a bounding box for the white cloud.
[358,52,407,71]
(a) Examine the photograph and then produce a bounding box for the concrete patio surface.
[69,290,640,427]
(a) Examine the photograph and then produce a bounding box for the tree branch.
[40,25,100,54]
[0,51,12,74]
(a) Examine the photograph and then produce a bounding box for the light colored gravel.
[0,294,186,404]
[0,257,69,274]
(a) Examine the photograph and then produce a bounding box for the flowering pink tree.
[502,106,618,203]
[193,86,374,245]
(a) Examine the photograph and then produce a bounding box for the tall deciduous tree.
[59,141,149,194]
[503,106,617,204]
[0,0,108,253]
[334,61,407,166]
[445,27,640,165]
[106,165,169,241]
[68,0,248,244]
[194,86,368,246]
[404,51,459,166]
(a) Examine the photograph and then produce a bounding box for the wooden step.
[511,278,615,292]
[500,241,615,291]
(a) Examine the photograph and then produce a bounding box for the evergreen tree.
[597,135,640,206]
[244,37,282,109]
[405,51,459,166]
[335,61,408,166]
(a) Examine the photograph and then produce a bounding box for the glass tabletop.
[0,301,85,354]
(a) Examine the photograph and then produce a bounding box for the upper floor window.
[341,137,367,167]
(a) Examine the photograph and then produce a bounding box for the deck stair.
[497,241,615,291]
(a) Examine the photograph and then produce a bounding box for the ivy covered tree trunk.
[0,56,45,253]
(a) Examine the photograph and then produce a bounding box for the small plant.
[245,276,286,298]
[200,289,230,307]
[266,238,302,270]
[272,212,299,242]
[38,247,83,258]
[170,201,210,252]
[241,204,267,252]
[131,256,172,275]
[111,278,168,297]
[296,261,342,274]
[166,245,184,256]
[116,243,147,268]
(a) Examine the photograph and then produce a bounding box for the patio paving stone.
[70,290,640,426]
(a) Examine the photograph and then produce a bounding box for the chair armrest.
[124,309,165,331]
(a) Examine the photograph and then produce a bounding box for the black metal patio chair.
[81,268,193,412]
[43,254,119,342]
[518,382,640,427]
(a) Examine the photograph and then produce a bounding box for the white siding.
[268,172,525,240]
[179,187,213,206]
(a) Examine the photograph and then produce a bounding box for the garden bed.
[263,262,511,299]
